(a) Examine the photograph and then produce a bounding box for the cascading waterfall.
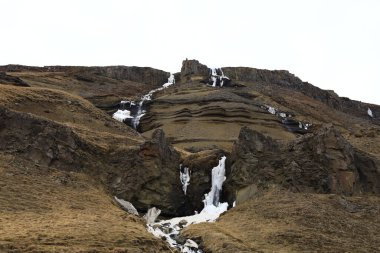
[113,73,175,129]
[209,67,229,87]
[147,156,228,253]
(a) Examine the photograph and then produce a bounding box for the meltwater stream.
[112,73,175,129]
[147,156,228,253]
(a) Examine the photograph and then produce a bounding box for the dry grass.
[0,85,143,150]
[183,188,380,253]
[0,154,170,253]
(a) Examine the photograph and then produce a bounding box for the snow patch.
[368,108,373,118]
[112,109,133,122]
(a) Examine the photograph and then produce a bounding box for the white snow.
[120,100,135,106]
[268,106,276,115]
[368,108,373,118]
[147,156,228,252]
[112,109,133,122]
[180,166,191,195]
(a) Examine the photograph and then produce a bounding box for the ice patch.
[203,156,226,206]
[268,106,276,115]
[368,108,373,118]
[112,109,133,122]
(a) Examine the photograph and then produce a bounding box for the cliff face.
[0,64,169,87]
[225,126,380,204]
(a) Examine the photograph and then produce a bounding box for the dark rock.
[225,125,380,204]
[178,219,188,228]
[0,72,30,87]
[180,59,209,82]
[0,108,191,216]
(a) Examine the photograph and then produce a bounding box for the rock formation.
[225,126,380,204]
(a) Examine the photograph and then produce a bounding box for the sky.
[1,0,379,104]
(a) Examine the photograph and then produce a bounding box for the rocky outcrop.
[116,129,183,216]
[0,107,195,216]
[0,72,30,87]
[225,126,380,204]
[88,66,169,87]
[0,107,88,170]
[180,59,209,82]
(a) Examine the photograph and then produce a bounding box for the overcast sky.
[1,0,379,104]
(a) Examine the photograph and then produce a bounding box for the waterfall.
[203,156,226,207]
[113,73,175,129]
[209,67,229,87]
[147,156,228,253]
[180,166,191,195]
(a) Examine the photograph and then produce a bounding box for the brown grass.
[0,85,143,150]
[183,188,380,253]
[0,154,170,253]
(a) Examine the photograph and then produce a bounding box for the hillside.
[0,60,379,253]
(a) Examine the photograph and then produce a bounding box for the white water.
[112,109,134,122]
[147,156,228,253]
[180,166,191,195]
[209,67,229,87]
[113,73,175,128]
[368,108,373,118]
[132,73,175,128]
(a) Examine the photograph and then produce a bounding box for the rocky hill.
[0,60,379,253]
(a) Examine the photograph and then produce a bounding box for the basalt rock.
[87,66,170,87]
[225,125,380,204]
[0,107,194,216]
[180,59,209,82]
